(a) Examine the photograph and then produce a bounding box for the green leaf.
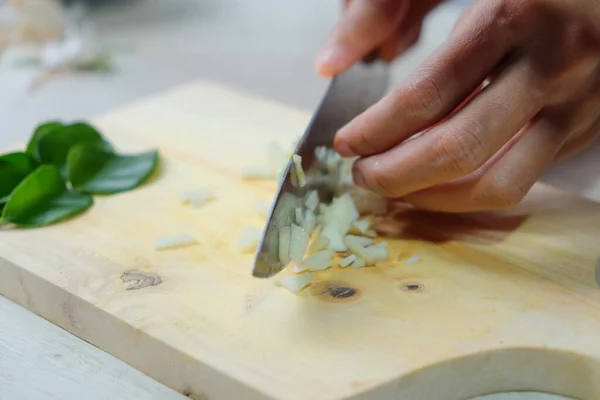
[66,142,159,194]
[35,122,111,167]
[1,165,93,228]
[26,121,64,159]
[0,152,39,204]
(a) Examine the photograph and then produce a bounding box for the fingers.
[351,57,546,198]
[316,0,409,77]
[402,116,567,212]
[377,0,440,62]
[377,22,422,62]
[333,0,518,158]
[402,82,600,212]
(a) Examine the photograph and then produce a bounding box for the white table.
[0,1,595,399]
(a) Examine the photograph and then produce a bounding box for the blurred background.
[1,0,599,202]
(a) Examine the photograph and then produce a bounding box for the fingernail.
[316,43,350,76]
[352,165,366,188]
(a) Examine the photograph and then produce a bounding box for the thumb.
[316,0,409,77]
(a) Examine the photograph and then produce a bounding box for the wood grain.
[0,81,599,400]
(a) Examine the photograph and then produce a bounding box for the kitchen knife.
[252,61,390,278]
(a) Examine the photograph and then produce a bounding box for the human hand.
[330,0,600,212]
[315,0,443,77]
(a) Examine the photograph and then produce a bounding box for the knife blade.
[252,61,390,278]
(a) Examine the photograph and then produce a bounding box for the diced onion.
[305,190,319,212]
[339,254,357,268]
[303,209,317,234]
[405,254,421,266]
[155,234,198,250]
[237,227,262,253]
[297,249,335,272]
[241,165,276,180]
[350,217,372,235]
[289,224,309,265]
[320,193,359,251]
[291,154,306,187]
[180,189,214,208]
[308,233,329,254]
[281,273,314,293]
[295,207,304,225]
[351,258,367,269]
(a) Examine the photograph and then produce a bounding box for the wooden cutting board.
[1,81,600,400]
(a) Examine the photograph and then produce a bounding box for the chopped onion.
[405,254,421,266]
[305,190,319,212]
[297,249,335,272]
[291,154,306,187]
[295,207,304,225]
[180,189,214,208]
[344,235,388,264]
[344,234,375,247]
[241,165,276,180]
[364,229,378,238]
[281,273,314,293]
[320,193,359,251]
[237,227,262,253]
[308,233,329,254]
[339,254,357,268]
[155,234,198,250]
[289,224,309,265]
[351,258,367,269]
[255,201,271,217]
[350,217,373,235]
[303,209,317,234]
[278,226,291,265]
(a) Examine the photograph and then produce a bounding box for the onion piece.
[351,258,367,269]
[364,229,378,238]
[320,193,359,251]
[305,190,319,212]
[180,189,214,208]
[240,165,275,180]
[344,234,375,247]
[289,224,309,265]
[349,216,373,235]
[278,226,291,265]
[295,207,304,225]
[308,233,329,254]
[405,254,421,266]
[344,235,388,264]
[237,227,262,253]
[339,254,357,268]
[297,249,335,272]
[303,209,317,234]
[281,273,314,293]
[155,234,198,250]
[291,154,306,187]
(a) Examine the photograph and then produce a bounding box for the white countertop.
[0,1,593,399]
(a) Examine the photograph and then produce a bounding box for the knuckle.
[398,74,445,120]
[435,122,485,175]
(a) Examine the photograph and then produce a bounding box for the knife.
[252,61,390,278]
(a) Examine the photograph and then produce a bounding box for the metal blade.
[251,61,390,278]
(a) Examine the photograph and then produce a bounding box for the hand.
[328,0,600,212]
[315,0,443,77]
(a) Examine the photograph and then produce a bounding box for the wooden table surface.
[0,1,597,399]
